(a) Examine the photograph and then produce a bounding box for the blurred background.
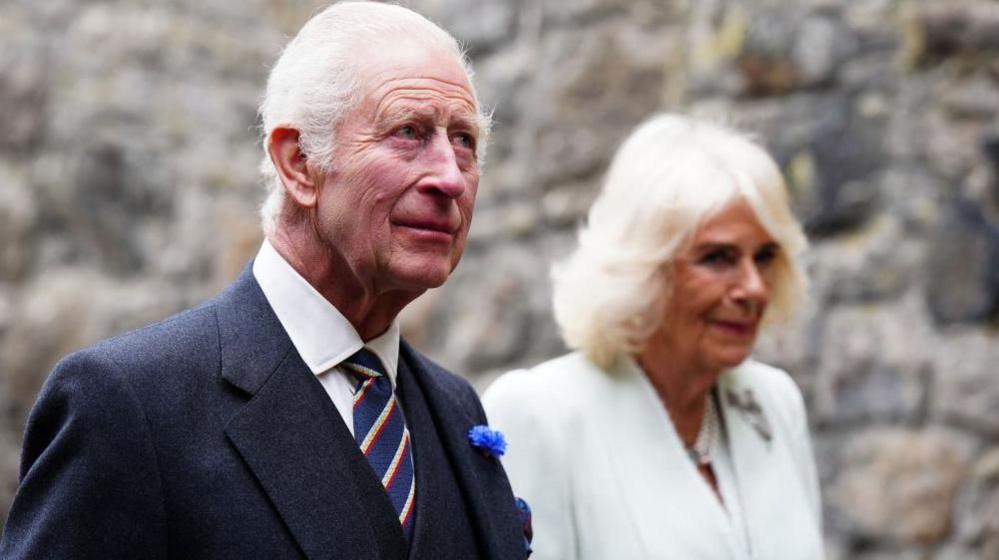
[1,0,998,557]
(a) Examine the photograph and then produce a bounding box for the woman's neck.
[637,341,720,448]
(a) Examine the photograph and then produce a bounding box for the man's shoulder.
[62,267,260,377]
[400,341,478,403]
[41,300,221,406]
[73,299,219,370]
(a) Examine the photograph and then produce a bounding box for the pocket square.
[515,496,533,557]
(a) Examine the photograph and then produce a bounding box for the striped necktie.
[342,348,416,543]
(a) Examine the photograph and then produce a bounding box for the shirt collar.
[252,239,400,383]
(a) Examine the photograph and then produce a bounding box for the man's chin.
[389,263,453,292]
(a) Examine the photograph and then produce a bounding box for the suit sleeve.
[0,351,168,559]
[483,371,578,560]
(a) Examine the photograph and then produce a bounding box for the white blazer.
[483,353,823,560]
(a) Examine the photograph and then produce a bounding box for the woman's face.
[657,199,779,376]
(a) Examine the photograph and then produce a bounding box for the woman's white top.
[483,353,824,560]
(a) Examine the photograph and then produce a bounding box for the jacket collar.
[215,264,294,396]
[598,358,744,558]
[215,265,407,560]
[399,341,525,560]
[212,268,521,559]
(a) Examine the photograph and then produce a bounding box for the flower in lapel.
[725,388,773,442]
[467,425,507,459]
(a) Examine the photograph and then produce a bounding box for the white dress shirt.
[252,239,400,436]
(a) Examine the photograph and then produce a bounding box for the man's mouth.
[401,221,453,233]
[393,219,458,241]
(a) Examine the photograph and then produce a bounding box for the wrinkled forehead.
[352,35,476,108]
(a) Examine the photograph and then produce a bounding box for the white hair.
[552,113,809,369]
[257,1,490,236]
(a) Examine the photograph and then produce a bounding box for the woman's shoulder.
[489,352,604,392]
[723,359,808,425]
[728,359,800,393]
[483,352,605,415]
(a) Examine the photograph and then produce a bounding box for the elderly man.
[0,3,528,559]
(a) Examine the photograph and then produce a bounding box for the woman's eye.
[754,245,779,267]
[700,249,735,266]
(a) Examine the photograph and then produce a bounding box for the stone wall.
[1,0,997,557]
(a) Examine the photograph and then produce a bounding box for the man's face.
[312,40,481,295]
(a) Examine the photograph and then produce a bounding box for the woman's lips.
[710,319,757,337]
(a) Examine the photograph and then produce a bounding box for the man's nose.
[417,131,467,199]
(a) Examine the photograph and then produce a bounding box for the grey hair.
[257,1,490,236]
[551,113,809,369]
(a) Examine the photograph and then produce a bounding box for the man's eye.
[396,125,419,140]
[452,133,475,150]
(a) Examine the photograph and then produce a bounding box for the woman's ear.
[267,126,318,208]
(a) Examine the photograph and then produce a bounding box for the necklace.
[687,393,718,466]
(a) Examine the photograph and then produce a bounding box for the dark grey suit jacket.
[0,266,526,559]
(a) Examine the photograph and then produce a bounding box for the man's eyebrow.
[377,105,438,126]
[376,105,480,136]
[449,113,480,134]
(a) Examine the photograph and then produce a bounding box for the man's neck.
[266,232,419,341]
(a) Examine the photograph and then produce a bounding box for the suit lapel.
[214,267,406,560]
[395,357,474,559]
[716,368,812,559]
[396,356,445,559]
[595,359,741,558]
[398,342,523,560]
[717,372,776,491]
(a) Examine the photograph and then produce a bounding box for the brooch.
[725,388,772,442]
[467,425,507,459]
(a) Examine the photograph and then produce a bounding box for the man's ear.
[267,126,318,207]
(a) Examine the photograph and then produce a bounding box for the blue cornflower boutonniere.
[467,425,507,459]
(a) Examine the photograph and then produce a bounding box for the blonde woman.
[484,114,823,559]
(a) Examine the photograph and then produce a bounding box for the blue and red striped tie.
[342,348,416,542]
